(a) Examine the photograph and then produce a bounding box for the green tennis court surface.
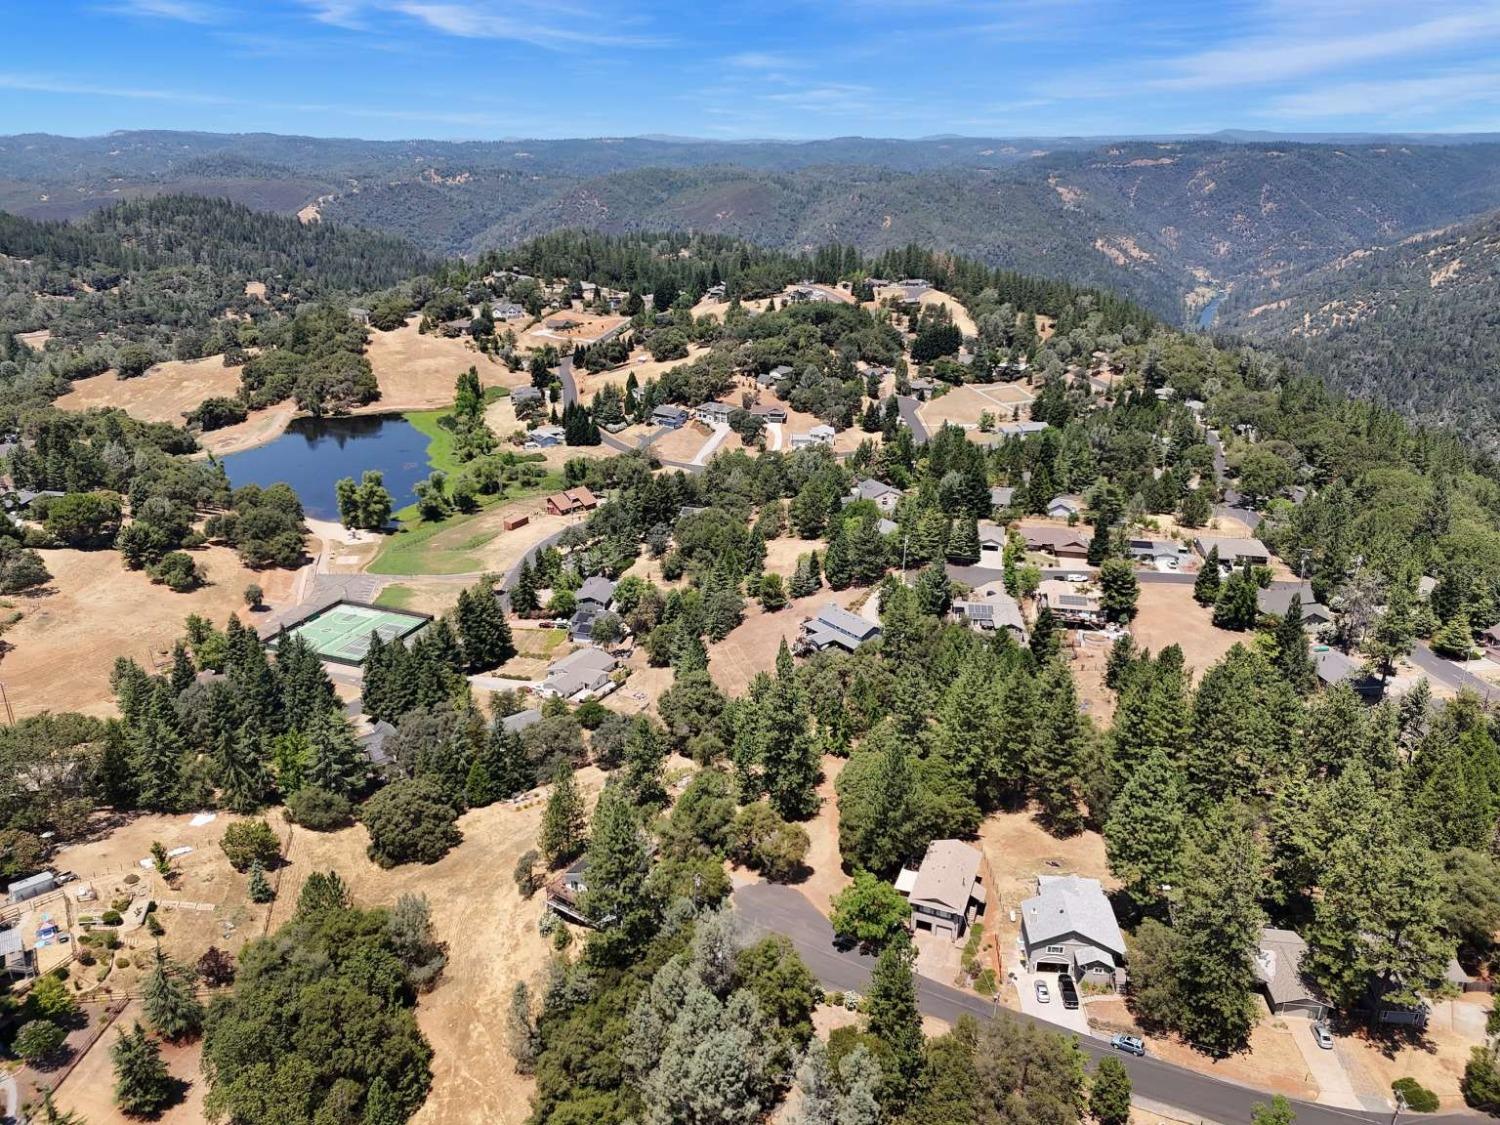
[273,602,429,665]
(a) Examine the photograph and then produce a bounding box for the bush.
[123,873,140,885]
[286,786,354,831]
[1393,1078,1440,1113]
[574,699,609,730]
[729,803,810,882]
[14,1019,67,1063]
[100,910,123,926]
[148,550,203,592]
[361,777,462,867]
[1464,1048,1500,1113]
[513,849,541,898]
[826,991,844,1007]
[220,819,280,871]
[145,914,165,937]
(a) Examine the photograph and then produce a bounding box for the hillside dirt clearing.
[918,384,1035,430]
[365,319,520,409]
[1130,582,1242,682]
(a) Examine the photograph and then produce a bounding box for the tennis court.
[270,601,431,665]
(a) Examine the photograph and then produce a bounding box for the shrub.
[574,699,609,730]
[115,956,130,968]
[147,550,204,592]
[729,803,810,882]
[285,786,354,831]
[826,991,844,1007]
[14,1019,67,1062]
[361,777,462,867]
[512,849,541,898]
[220,819,281,871]
[145,914,165,937]
[100,910,123,926]
[123,873,139,885]
[1393,1078,1440,1113]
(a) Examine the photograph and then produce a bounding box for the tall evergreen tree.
[622,716,668,808]
[1271,595,1317,693]
[1193,546,1222,605]
[580,785,656,967]
[866,931,924,1109]
[142,947,205,1041]
[1030,660,1086,834]
[302,708,368,796]
[539,761,587,867]
[1104,747,1186,908]
[112,1022,173,1117]
[168,641,195,695]
[455,579,516,672]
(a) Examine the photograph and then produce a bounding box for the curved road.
[733,884,1460,1125]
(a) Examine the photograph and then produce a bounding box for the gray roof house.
[651,404,689,428]
[1127,538,1185,566]
[0,929,36,981]
[1257,583,1332,627]
[894,839,987,939]
[528,425,565,448]
[695,401,735,424]
[357,720,397,768]
[540,647,618,701]
[1316,649,1385,702]
[749,404,788,424]
[1194,535,1271,566]
[6,871,56,905]
[501,708,542,735]
[994,420,1049,438]
[758,365,794,388]
[511,385,543,405]
[1046,494,1083,519]
[851,478,903,513]
[1020,875,1126,986]
[577,576,616,609]
[1037,580,1104,626]
[799,604,881,654]
[990,486,1016,509]
[1255,928,1328,1018]
[955,582,1026,641]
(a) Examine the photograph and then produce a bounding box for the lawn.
[375,584,419,610]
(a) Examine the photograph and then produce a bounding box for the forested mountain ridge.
[1221,207,1500,446]
[10,131,1500,324]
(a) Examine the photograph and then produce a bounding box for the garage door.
[1033,959,1069,974]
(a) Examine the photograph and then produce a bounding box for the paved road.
[733,884,1442,1125]
[1411,641,1499,701]
[896,395,929,443]
[557,355,578,407]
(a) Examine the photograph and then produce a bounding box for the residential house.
[511,386,543,406]
[1418,575,1439,601]
[357,721,397,769]
[545,487,600,517]
[1255,928,1328,1019]
[978,522,1008,567]
[759,365,793,388]
[1127,538,1185,568]
[577,575,615,610]
[546,317,582,332]
[895,278,932,301]
[347,306,371,324]
[528,425,565,449]
[1483,624,1500,661]
[1193,535,1271,567]
[894,839,987,939]
[990,486,1016,510]
[1046,495,1083,520]
[851,478,903,513]
[539,648,618,701]
[954,582,1026,641]
[501,708,542,735]
[1020,874,1126,986]
[493,302,526,320]
[798,604,881,654]
[1037,580,1104,627]
[705,283,726,300]
[1257,583,1332,629]
[545,855,592,926]
[1020,526,1091,561]
[906,377,940,401]
[695,401,735,424]
[651,404,689,429]
[790,425,836,449]
[440,317,473,337]
[749,404,787,424]
[2,489,63,526]
[1315,649,1385,702]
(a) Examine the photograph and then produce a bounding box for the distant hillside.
[1221,209,1500,445]
[9,131,1500,326]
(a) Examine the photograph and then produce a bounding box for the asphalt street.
[732,884,1460,1125]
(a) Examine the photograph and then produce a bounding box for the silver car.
[1034,980,1051,1003]
[1312,1023,1334,1050]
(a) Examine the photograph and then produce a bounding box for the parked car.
[1110,1033,1146,1057]
[1312,1023,1334,1050]
[1034,980,1051,1004]
[1056,972,1080,1010]
[55,871,77,884]
[1065,573,1088,583]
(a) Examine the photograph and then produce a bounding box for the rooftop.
[905,839,985,914]
[1021,874,1125,957]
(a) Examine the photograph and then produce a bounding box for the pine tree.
[823,526,853,589]
[485,717,535,799]
[247,859,274,903]
[1099,557,1139,622]
[276,634,335,731]
[131,682,187,812]
[211,728,272,813]
[1030,660,1086,834]
[303,708,368,796]
[1193,546,1222,604]
[1091,1057,1133,1125]
[455,579,516,672]
[946,517,980,565]
[760,679,820,820]
[539,761,587,867]
[581,785,655,966]
[1087,518,1112,567]
[112,1022,173,1116]
[1029,604,1059,662]
[168,641,195,695]
[866,931,923,1109]
[623,716,668,808]
[1212,561,1259,630]
[914,561,952,616]
[511,559,539,614]
[1104,748,1186,907]
[1272,595,1317,693]
[142,947,205,1040]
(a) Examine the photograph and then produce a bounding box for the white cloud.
[107,0,222,21]
[724,51,801,71]
[295,0,668,49]
[1260,71,1500,119]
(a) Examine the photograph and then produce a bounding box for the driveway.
[896,395,929,443]
[765,422,784,451]
[1287,1018,1371,1111]
[692,422,732,466]
[1016,968,1091,1035]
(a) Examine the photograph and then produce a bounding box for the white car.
[1034,980,1051,1004]
[1064,573,1088,583]
[1312,1023,1334,1050]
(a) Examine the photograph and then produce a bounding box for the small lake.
[219,414,430,521]
[1197,293,1225,330]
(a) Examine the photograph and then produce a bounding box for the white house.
[539,648,618,701]
[1020,875,1126,987]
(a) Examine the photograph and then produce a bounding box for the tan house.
[895,839,986,939]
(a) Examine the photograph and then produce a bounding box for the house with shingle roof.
[894,839,986,939]
[1255,928,1328,1018]
[1020,875,1126,987]
[851,478,903,513]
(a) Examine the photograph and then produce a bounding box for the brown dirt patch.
[918,385,1035,431]
[1343,997,1492,1108]
[1130,582,1240,683]
[706,586,869,697]
[517,313,628,352]
[916,290,977,337]
[51,1000,208,1125]
[55,357,241,425]
[796,755,850,915]
[574,346,712,404]
[0,546,299,719]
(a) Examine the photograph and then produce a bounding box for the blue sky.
[6,0,1500,139]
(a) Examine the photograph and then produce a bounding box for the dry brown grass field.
[365,319,520,409]
[0,546,298,718]
[55,356,240,424]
